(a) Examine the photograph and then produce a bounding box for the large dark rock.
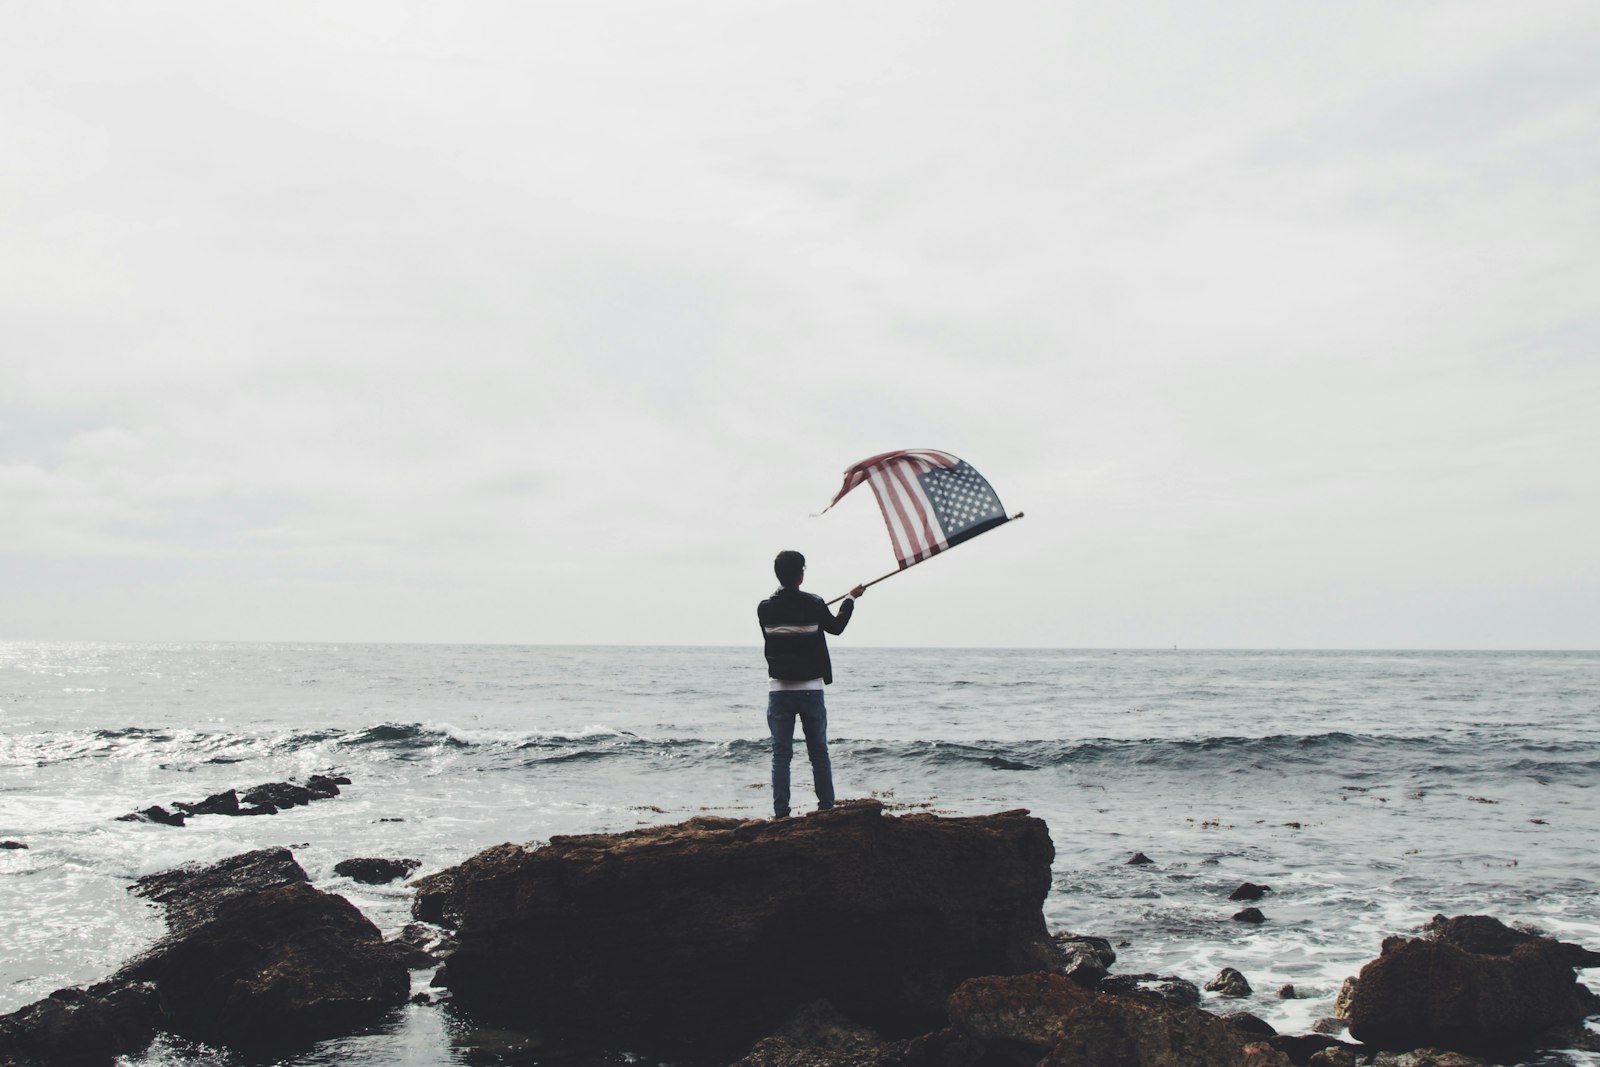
[1338,913,1600,1056]
[0,847,411,1065]
[0,984,159,1067]
[926,972,1292,1067]
[114,848,412,1045]
[417,800,1056,1051]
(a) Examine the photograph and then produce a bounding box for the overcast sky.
[3,1,1597,649]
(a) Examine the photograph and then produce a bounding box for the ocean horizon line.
[2,638,1596,654]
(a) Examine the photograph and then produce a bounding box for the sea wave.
[7,724,1600,784]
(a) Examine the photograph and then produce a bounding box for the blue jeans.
[766,689,834,817]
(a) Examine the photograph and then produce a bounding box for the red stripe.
[867,469,915,566]
[887,459,941,564]
[874,467,927,567]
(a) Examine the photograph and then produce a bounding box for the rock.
[418,801,1057,1052]
[1127,851,1154,865]
[333,857,421,885]
[305,774,346,799]
[131,845,309,930]
[173,789,239,816]
[1268,1034,1356,1066]
[1306,1048,1357,1067]
[732,1001,894,1067]
[115,778,349,827]
[1277,984,1296,999]
[1233,907,1266,923]
[0,840,27,849]
[396,922,457,964]
[1338,913,1600,1055]
[1230,882,1271,901]
[941,972,1292,1066]
[1098,973,1202,1007]
[115,849,412,1046]
[1333,976,1357,1018]
[1051,933,1116,988]
[0,983,160,1067]
[1206,968,1254,998]
[1311,1017,1347,1034]
[116,805,185,827]
[1369,1051,1493,1067]
[1423,912,1600,967]
[240,781,315,809]
[1220,1011,1276,1036]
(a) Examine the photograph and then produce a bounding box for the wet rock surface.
[1206,967,1254,998]
[1050,933,1116,988]
[1097,972,1203,1007]
[115,775,351,825]
[931,972,1292,1067]
[1337,912,1600,1056]
[0,847,409,1065]
[333,856,421,884]
[417,800,1058,1051]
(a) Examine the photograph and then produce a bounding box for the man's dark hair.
[774,550,805,588]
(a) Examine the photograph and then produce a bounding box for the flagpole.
[826,512,1025,606]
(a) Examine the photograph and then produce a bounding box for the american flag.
[823,449,1010,569]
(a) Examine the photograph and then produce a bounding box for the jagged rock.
[1311,1017,1348,1034]
[1127,851,1154,865]
[1220,1011,1276,1036]
[333,857,421,885]
[115,850,412,1045]
[1098,973,1202,1007]
[1233,907,1266,924]
[732,1001,894,1067]
[1206,967,1253,998]
[1268,1034,1356,1066]
[1369,1051,1492,1067]
[173,789,239,816]
[1230,882,1271,901]
[115,777,349,827]
[115,806,185,827]
[396,923,457,964]
[131,845,308,930]
[940,972,1292,1066]
[1338,913,1600,1055]
[1051,933,1116,988]
[418,800,1056,1052]
[1306,1048,1357,1067]
[1,840,27,849]
[241,781,315,809]
[0,983,159,1067]
[305,774,348,798]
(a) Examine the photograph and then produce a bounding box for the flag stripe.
[867,467,918,566]
[888,457,942,565]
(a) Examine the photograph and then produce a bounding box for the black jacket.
[758,587,855,684]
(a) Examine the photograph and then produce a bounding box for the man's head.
[774,550,805,588]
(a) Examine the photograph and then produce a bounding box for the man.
[758,550,865,818]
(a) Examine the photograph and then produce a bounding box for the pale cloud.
[2,0,1597,647]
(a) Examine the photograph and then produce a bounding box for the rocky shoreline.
[2,801,1596,1067]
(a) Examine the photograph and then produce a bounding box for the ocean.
[2,642,1597,1065]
